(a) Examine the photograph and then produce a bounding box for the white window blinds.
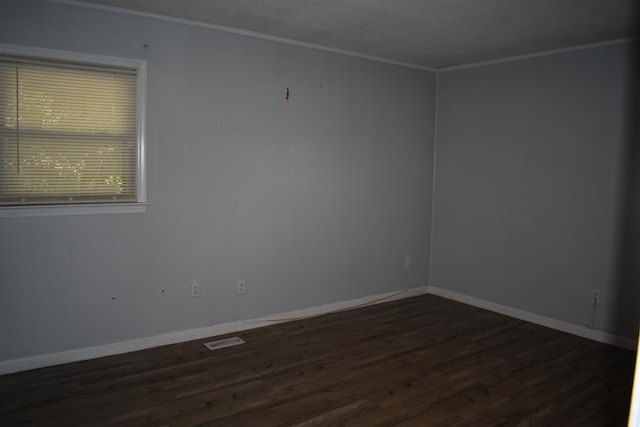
[0,57,138,206]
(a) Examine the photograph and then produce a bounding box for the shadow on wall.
[612,6,640,341]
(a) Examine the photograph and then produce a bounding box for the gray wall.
[0,0,635,365]
[0,0,436,362]
[431,42,638,339]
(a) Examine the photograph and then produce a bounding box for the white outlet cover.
[191,281,200,297]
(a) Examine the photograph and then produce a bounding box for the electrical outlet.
[237,280,246,295]
[191,280,200,298]
[592,289,600,305]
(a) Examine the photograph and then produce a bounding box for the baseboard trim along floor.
[428,286,637,350]
[0,286,429,375]
[0,284,636,376]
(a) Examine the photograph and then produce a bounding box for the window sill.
[0,203,149,218]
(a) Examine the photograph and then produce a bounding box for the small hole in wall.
[285,88,290,102]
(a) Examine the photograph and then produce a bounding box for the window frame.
[0,44,147,218]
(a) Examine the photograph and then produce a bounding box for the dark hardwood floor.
[0,294,635,426]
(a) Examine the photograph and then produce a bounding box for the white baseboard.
[0,286,429,375]
[428,285,638,350]
[1,284,634,376]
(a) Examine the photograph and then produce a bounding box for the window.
[0,45,147,217]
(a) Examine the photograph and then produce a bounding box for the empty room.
[0,0,639,425]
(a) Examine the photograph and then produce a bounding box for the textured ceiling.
[70,0,637,69]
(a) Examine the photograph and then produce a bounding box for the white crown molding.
[437,38,637,72]
[44,0,437,72]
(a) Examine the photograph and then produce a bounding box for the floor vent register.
[203,336,246,351]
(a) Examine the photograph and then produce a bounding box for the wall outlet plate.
[191,280,201,298]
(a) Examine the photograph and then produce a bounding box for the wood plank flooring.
[0,294,635,426]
